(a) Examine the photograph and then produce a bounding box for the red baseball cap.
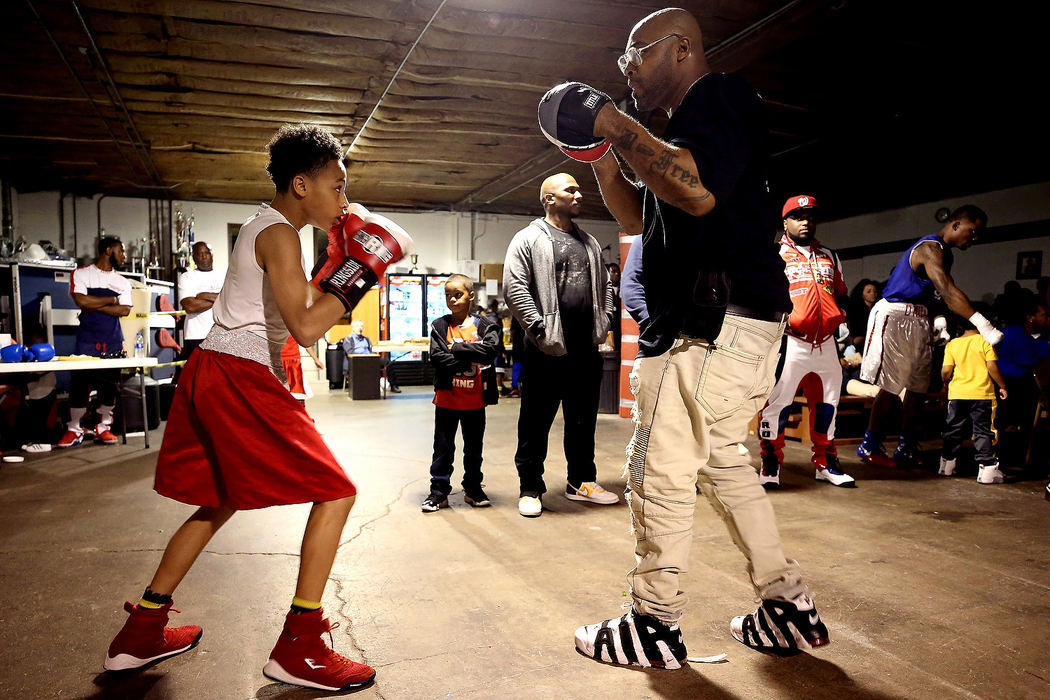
[782,195,818,218]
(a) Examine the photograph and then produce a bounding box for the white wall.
[819,181,1050,305]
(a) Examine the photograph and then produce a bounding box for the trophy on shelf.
[174,207,190,271]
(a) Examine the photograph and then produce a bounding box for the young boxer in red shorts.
[103,124,411,692]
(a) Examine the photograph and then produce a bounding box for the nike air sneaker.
[938,456,957,476]
[857,432,896,468]
[574,608,688,669]
[518,495,542,517]
[463,487,491,507]
[892,441,922,466]
[813,452,856,488]
[759,450,781,490]
[56,429,84,448]
[566,481,619,505]
[976,461,1005,485]
[263,608,375,691]
[95,424,119,445]
[420,494,448,513]
[104,601,202,671]
[731,593,829,655]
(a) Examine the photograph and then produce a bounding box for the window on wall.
[228,224,239,257]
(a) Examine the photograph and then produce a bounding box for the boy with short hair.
[940,316,1009,484]
[103,123,411,692]
[422,274,502,512]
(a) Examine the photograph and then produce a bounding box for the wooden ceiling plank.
[118,86,365,117]
[111,72,369,104]
[77,0,422,43]
[103,53,382,87]
[85,14,403,68]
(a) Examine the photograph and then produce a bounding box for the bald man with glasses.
[542,8,832,666]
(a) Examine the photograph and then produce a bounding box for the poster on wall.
[1016,251,1042,280]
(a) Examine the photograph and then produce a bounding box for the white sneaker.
[566,481,619,505]
[518,495,542,517]
[575,608,687,669]
[938,456,956,476]
[22,443,52,453]
[815,467,856,487]
[977,462,1005,484]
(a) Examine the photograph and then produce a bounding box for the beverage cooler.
[384,273,449,385]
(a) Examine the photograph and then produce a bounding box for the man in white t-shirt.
[57,236,132,448]
[176,242,224,378]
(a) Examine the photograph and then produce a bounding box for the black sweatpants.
[514,346,602,497]
[429,406,486,498]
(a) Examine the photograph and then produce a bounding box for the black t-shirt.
[638,73,791,357]
[540,220,594,353]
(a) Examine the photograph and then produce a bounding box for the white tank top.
[212,203,306,348]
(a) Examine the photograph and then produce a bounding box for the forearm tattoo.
[613,125,710,202]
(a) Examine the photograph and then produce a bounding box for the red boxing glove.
[310,203,413,312]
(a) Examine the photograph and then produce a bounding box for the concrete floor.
[1,383,1048,699]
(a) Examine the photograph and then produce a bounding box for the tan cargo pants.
[625,313,804,623]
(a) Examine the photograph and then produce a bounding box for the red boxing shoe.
[263,608,375,691]
[95,424,119,445]
[104,601,202,671]
[56,429,83,448]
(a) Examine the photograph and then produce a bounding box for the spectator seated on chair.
[341,320,400,393]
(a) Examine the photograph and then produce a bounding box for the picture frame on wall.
[1016,250,1042,280]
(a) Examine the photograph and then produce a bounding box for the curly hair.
[266,124,343,192]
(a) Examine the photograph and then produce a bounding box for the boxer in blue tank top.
[857,205,1001,467]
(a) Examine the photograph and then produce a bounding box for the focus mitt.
[538,82,612,163]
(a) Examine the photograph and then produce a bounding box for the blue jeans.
[942,399,995,464]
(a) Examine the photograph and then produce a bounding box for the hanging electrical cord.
[346,0,448,155]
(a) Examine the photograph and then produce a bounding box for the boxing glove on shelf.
[1,344,26,363]
[538,82,613,163]
[28,343,56,362]
[311,203,413,312]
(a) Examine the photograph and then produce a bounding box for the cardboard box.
[480,263,504,282]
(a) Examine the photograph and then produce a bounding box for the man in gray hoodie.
[503,173,618,518]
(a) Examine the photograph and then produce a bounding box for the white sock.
[98,404,115,426]
[68,407,86,433]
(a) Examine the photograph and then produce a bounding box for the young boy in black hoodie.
[422,274,502,511]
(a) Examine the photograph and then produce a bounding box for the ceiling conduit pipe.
[97,194,108,242]
[346,0,449,156]
[69,0,162,186]
[2,180,14,247]
[23,0,142,180]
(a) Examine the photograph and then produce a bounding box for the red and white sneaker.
[95,424,119,445]
[104,601,203,671]
[263,608,375,691]
[56,430,84,448]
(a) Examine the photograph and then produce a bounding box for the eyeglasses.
[617,34,680,75]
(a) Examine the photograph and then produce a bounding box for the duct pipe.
[1,179,13,246]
